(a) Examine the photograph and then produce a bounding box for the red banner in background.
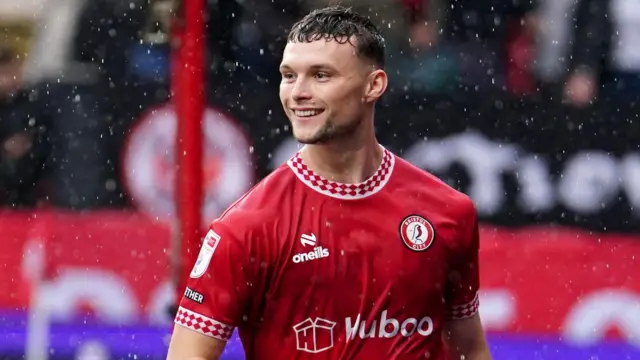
[0,211,172,320]
[1,211,639,347]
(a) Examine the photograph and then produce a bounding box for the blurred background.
[0,0,639,359]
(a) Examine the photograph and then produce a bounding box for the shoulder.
[210,163,298,235]
[393,155,477,224]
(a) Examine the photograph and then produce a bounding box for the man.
[167,6,491,360]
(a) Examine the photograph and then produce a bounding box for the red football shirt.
[175,147,480,359]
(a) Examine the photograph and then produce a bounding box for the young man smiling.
[167,5,491,360]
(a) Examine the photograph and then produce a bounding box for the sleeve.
[444,200,480,321]
[174,219,263,341]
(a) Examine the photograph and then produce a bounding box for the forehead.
[281,39,360,69]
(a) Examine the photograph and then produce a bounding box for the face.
[279,38,386,144]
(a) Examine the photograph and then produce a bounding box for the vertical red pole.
[172,0,206,304]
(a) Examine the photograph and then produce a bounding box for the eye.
[315,72,330,80]
[281,72,296,81]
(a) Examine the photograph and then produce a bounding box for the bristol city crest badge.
[399,215,435,252]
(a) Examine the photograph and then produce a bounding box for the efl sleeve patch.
[190,230,221,278]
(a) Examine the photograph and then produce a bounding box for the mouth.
[292,109,325,118]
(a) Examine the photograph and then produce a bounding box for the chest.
[271,196,461,303]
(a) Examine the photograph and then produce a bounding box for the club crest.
[399,215,435,252]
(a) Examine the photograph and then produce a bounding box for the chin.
[293,133,324,145]
[291,124,322,144]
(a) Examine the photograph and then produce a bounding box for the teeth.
[294,109,322,117]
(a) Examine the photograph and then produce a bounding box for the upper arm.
[443,199,490,359]
[168,218,267,358]
[444,199,480,321]
[167,323,226,360]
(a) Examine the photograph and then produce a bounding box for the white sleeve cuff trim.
[174,306,235,341]
[445,291,480,320]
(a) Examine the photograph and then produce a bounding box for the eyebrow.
[279,64,337,72]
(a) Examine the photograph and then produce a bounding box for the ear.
[363,69,388,103]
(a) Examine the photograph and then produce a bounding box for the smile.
[293,109,324,117]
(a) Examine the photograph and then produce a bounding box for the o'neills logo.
[292,246,330,263]
[121,104,254,222]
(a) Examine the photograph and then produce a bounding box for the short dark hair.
[287,5,386,68]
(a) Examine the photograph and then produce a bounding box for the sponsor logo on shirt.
[293,317,337,354]
[292,311,434,352]
[345,310,434,340]
[183,287,204,304]
[292,233,330,263]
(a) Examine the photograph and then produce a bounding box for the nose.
[291,78,312,102]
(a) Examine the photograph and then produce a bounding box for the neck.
[300,123,382,184]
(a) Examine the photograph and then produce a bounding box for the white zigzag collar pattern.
[287,147,395,200]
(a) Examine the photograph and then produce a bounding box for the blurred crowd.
[0,0,638,211]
